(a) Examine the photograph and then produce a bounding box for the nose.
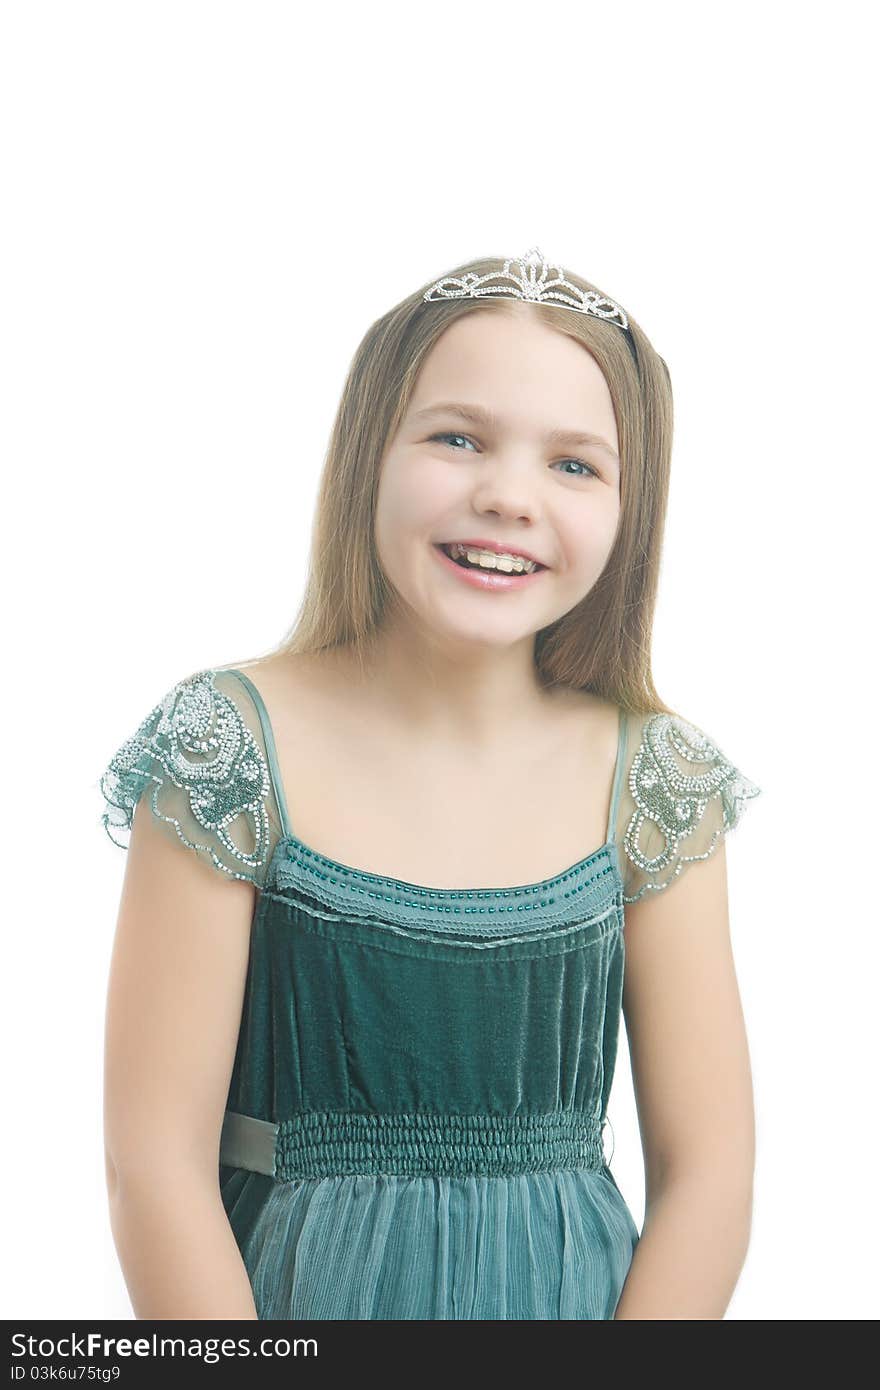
[469,463,539,525]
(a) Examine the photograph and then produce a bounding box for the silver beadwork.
[423,246,630,330]
[622,714,762,904]
[100,669,274,883]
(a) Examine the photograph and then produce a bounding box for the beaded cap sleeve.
[99,667,285,890]
[614,710,762,905]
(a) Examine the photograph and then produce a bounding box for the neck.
[332,618,564,751]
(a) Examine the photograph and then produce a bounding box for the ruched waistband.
[219,1108,608,1180]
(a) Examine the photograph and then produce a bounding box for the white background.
[2,0,877,1322]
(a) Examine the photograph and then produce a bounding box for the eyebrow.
[412,401,620,462]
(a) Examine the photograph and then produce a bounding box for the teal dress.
[99,665,761,1320]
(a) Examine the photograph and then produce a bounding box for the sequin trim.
[622,713,762,904]
[100,669,275,883]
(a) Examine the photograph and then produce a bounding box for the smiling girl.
[99,248,762,1321]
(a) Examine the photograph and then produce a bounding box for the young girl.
[99,247,762,1321]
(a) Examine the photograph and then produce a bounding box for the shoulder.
[544,685,623,758]
[230,650,349,715]
[225,651,345,755]
[615,707,762,905]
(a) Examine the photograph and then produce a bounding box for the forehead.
[410,310,619,454]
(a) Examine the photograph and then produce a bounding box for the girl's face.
[374,308,622,652]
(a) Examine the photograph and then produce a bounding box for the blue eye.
[552,458,599,479]
[429,432,599,479]
[431,431,477,452]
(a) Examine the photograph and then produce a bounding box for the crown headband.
[423,246,630,332]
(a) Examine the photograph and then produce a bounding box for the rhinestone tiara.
[422,246,630,332]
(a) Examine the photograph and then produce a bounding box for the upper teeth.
[448,543,539,574]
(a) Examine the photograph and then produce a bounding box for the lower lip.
[432,544,548,590]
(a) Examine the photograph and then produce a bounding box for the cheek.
[376,457,457,544]
[558,500,621,575]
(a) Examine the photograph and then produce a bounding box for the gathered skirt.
[220,1161,640,1320]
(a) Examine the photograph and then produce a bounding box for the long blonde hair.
[247,253,679,717]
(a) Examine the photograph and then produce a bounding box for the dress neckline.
[270,830,623,934]
[225,666,629,911]
[278,826,619,898]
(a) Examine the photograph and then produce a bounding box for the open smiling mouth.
[433,542,549,588]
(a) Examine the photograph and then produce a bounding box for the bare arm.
[104,797,259,1319]
[614,840,756,1319]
